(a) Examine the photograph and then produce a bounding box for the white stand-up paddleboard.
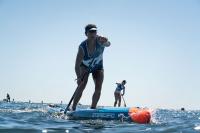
[66,107,151,124]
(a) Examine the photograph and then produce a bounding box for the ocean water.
[0,102,200,133]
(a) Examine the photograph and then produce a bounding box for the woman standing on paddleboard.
[114,80,126,107]
[71,24,111,111]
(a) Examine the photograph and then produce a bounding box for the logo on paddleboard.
[92,113,115,118]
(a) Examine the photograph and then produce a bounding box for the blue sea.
[0,102,200,133]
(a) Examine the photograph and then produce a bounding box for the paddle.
[64,58,95,114]
[121,95,127,107]
[64,72,87,114]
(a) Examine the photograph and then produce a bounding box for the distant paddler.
[114,80,126,107]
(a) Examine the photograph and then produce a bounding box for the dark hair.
[85,24,97,35]
[122,80,126,84]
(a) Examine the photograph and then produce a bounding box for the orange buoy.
[129,107,151,124]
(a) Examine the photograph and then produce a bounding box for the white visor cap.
[89,27,97,31]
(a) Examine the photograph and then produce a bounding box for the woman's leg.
[118,94,121,107]
[114,92,118,107]
[91,70,104,109]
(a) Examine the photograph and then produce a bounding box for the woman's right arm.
[75,47,84,79]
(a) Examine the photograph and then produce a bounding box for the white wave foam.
[194,125,200,131]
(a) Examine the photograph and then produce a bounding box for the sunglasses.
[88,30,97,33]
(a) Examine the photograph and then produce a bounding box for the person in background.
[6,93,10,102]
[114,80,126,107]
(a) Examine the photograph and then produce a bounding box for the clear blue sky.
[0,0,200,109]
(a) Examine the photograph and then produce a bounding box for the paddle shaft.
[121,95,127,107]
[64,71,88,114]
[64,58,95,114]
